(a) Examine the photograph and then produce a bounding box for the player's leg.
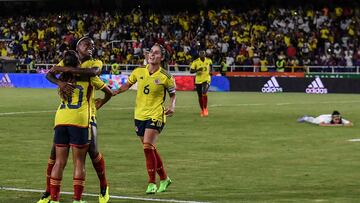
[70,126,89,202]
[88,117,109,203]
[50,126,70,202]
[196,84,204,116]
[50,146,69,202]
[299,116,317,124]
[201,82,210,116]
[37,145,56,203]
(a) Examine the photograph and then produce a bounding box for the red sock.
[202,95,208,109]
[50,177,61,201]
[198,96,204,110]
[92,153,108,188]
[73,178,85,201]
[154,149,167,180]
[46,158,55,193]
[144,148,157,183]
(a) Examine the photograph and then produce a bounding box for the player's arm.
[165,92,176,117]
[114,69,137,95]
[164,77,176,117]
[46,68,74,96]
[319,122,353,127]
[95,85,113,110]
[113,82,133,95]
[51,66,101,76]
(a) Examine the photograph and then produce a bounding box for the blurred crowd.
[1,6,360,70]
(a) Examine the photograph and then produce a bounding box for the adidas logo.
[261,76,283,93]
[305,77,328,94]
[0,74,13,88]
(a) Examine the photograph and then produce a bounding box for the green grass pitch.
[1,88,360,202]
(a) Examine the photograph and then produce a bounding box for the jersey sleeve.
[165,76,176,94]
[190,61,196,70]
[127,68,138,85]
[91,60,103,68]
[90,76,106,90]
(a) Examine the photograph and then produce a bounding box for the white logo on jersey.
[305,77,328,94]
[261,76,283,93]
[0,74,13,87]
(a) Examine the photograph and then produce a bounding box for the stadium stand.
[0,1,359,72]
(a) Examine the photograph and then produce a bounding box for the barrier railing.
[13,63,360,75]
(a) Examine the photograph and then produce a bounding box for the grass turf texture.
[1,88,360,202]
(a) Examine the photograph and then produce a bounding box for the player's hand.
[165,106,175,117]
[95,98,104,109]
[58,81,74,98]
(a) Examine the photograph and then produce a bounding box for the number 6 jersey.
[127,65,176,123]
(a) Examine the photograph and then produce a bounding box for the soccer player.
[38,37,112,203]
[190,50,212,117]
[114,44,175,194]
[46,50,109,203]
[297,110,353,126]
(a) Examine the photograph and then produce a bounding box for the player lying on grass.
[297,110,353,126]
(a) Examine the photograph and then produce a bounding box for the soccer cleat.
[157,177,172,193]
[145,183,157,194]
[37,192,51,203]
[72,200,87,203]
[200,110,205,117]
[203,108,208,117]
[297,115,308,123]
[99,186,110,203]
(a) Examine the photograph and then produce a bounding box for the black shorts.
[134,119,165,136]
[54,126,90,147]
[195,82,210,95]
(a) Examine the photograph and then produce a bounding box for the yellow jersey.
[190,57,212,84]
[56,59,106,118]
[54,78,91,128]
[127,65,176,123]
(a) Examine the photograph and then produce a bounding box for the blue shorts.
[54,126,90,148]
[134,119,165,136]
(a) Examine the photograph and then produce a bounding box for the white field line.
[0,186,210,203]
[1,100,360,116]
[348,138,360,142]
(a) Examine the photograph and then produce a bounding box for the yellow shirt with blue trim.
[54,78,91,128]
[190,57,212,84]
[127,65,176,123]
[56,59,106,118]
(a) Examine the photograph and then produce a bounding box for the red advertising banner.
[174,76,195,91]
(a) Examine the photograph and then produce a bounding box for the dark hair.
[332,110,341,116]
[63,50,79,67]
[330,110,342,124]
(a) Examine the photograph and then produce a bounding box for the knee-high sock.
[46,158,55,193]
[154,149,167,180]
[92,153,108,188]
[143,143,157,183]
[198,95,204,110]
[73,177,85,201]
[50,177,61,201]
[202,94,208,109]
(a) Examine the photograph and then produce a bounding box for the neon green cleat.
[72,200,87,203]
[157,177,172,193]
[145,183,157,194]
[37,192,51,203]
[99,186,110,203]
